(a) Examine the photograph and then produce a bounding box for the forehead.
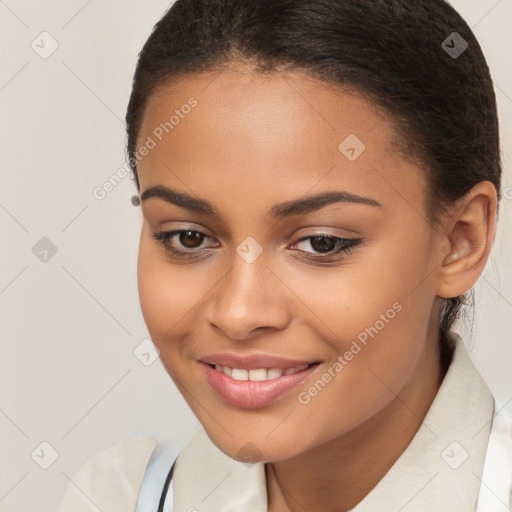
[140,66,389,148]
[136,67,427,217]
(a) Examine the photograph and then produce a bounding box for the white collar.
[172,333,495,511]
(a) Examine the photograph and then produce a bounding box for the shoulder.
[57,436,157,512]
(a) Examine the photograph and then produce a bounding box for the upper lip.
[199,353,318,370]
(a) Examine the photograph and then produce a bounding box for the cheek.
[291,233,433,351]
[289,229,436,423]
[136,233,205,353]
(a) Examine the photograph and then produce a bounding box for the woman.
[57,0,512,510]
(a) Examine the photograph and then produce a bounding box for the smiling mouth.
[200,360,322,409]
[206,363,316,381]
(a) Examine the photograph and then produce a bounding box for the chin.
[204,427,299,464]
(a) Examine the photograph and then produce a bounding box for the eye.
[152,229,217,259]
[152,229,363,263]
[290,234,363,262]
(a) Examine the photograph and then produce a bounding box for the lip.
[199,360,321,409]
[199,352,316,370]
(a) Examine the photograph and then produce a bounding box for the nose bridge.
[207,242,289,339]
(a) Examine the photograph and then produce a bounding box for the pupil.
[311,236,335,253]
[180,231,202,248]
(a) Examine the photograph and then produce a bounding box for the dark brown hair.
[125,0,502,354]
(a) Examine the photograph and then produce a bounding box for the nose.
[206,251,291,341]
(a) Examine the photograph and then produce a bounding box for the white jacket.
[57,333,512,511]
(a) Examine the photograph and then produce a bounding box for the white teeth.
[231,368,249,381]
[267,368,283,379]
[248,368,268,381]
[212,364,309,381]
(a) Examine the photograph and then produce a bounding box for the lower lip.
[199,362,320,409]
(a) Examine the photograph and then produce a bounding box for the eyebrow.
[140,185,382,219]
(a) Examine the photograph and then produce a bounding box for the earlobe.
[436,181,497,299]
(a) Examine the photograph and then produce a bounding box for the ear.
[436,181,498,299]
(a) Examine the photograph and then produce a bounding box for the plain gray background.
[0,1,511,510]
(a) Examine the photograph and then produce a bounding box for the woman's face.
[136,66,448,461]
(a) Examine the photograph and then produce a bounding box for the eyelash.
[152,229,363,263]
